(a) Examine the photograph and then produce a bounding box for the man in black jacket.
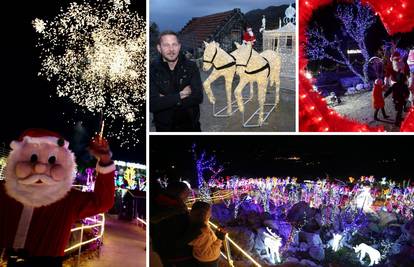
[150,31,203,131]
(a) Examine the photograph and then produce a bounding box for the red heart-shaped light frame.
[299,0,414,132]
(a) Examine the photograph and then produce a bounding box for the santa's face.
[247,28,253,36]
[392,58,405,72]
[5,142,76,207]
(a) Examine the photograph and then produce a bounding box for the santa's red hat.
[10,128,70,150]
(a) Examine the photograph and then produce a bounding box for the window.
[286,36,293,48]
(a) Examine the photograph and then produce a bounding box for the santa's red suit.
[0,165,115,256]
[243,30,256,45]
[385,51,410,85]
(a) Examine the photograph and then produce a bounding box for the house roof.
[179,9,243,48]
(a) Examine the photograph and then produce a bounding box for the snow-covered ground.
[333,90,411,132]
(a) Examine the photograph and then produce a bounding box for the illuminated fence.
[64,213,105,253]
[209,221,262,267]
[186,190,233,205]
[186,202,262,267]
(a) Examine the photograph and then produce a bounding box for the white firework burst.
[34,0,146,147]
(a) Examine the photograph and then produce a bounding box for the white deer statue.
[354,243,381,266]
[263,227,282,264]
[202,41,241,115]
[232,42,281,125]
[330,233,343,252]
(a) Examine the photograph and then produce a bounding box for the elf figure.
[0,129,115,267]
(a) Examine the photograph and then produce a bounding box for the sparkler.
[33,0,146,147]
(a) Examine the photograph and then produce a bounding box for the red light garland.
[299,0,414,132]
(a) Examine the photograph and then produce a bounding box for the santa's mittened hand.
[89,136,112,163]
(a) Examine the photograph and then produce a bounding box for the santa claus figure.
[0,129,115,266]
[385,51,410,86]
[242,26,256,46]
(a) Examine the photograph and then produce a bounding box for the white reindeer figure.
[330,233,343,252]
[232,42,281,125]
[354,243,381,266]
[263,227,282,264]
[202,41,239,115]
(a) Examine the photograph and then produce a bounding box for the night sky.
[150,135,414,186]
[150,0,293,31]
[0,0,146,164]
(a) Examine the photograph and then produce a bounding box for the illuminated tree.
[192,144,223,202]
[306,0,375,83]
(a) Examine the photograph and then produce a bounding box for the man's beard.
[163,54,179,63]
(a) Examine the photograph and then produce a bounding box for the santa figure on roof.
[243,25,256,46]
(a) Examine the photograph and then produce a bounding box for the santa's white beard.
[393,61,405,72]
[248,31,254,37]
[4,152,76,208]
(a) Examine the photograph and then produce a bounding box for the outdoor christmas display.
[202,41,281,127]
[181,150,414,267]
[299,0,414,132]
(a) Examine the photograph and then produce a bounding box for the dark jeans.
[395,101,404,125]
[374,108,388,119]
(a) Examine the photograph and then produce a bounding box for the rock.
[212,204,233,224]
[356,84,364,90]
[366,212,380,223]
[384,225,402,240]
[299,242,309,251]
[287,202,317,225]
[391,243,401,255]
[378,210,398,227]
[285,257,300,263]
[300,259,318,267]
[403,219,414,242]
[246,215,261,228]
[309,245,325,261]
[302,232,323,246]
[226,226,255,252]
[346,87,356,95]
[368,222,381,233]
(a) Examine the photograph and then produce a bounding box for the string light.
[299,0,414,132]
[64,213,105,253]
